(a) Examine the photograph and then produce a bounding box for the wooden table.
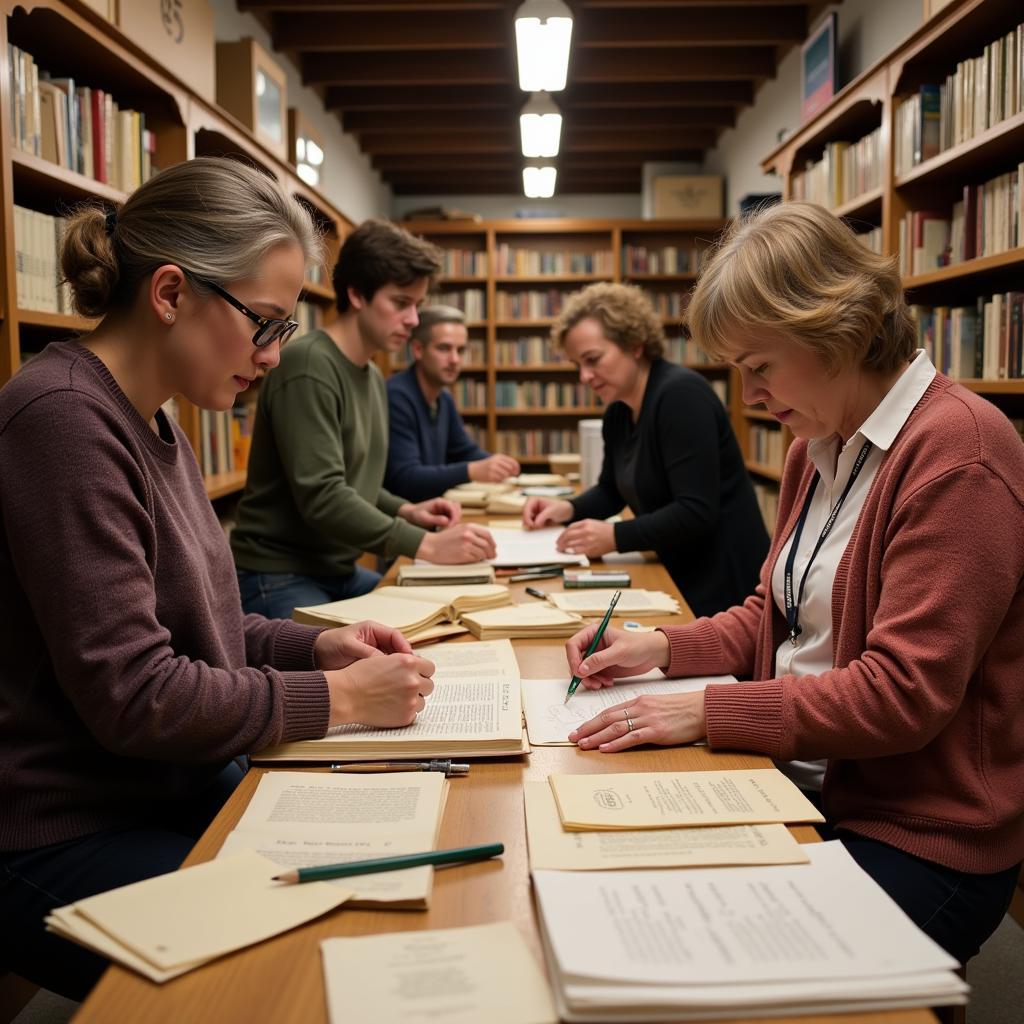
[74,556,936,1024]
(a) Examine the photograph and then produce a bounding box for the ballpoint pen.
[564,589,621,704]
[524,586,547,599]
[272,842,504,883]
[329,760,469,776]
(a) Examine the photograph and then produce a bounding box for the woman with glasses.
[0,158,435,1000]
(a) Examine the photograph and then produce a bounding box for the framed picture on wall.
[800,13,838,122]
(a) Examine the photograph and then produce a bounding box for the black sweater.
[571,359,768,618]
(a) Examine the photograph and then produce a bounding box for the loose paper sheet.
[549,767,824,830]
[546,589,679,616]
[322,921,557,1024]
[533,841,960,987]
[66,850,351,971]
[523,782,808,870]
[488,527,588,567]
[521,671,735,746]
[216,772,447,905]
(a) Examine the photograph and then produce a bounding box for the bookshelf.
[402,217,730,468]
[759,0,1024,526]
[0,0,353,500]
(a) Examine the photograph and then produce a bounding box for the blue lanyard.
[783,439,873,646]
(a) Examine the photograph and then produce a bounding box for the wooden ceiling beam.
[358,131,518,154]
[325,85,517,111]
[271,10,506,51]
[565,81,754,107]
[303,50,513,86]
[242,2,505,10]
[371,150,694,171]
[571,107,735,129]
[577,6,806,47]
[345,109,509,134]
[570,47,776,82]
[565,127,718,150]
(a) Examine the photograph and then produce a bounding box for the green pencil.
[272,842,504,884]
[564,589,622,704]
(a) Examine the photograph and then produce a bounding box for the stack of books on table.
[252,640,528,762]
[460,603,583,640]
[396,562,496,586]
[527,769,966,1020]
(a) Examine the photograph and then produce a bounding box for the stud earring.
[165,313,174,321]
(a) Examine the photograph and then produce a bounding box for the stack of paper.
[444,481,517,509]
[548,768,825,830]
[486,491,529,515]
[322,922,557,1024]
[489,527,587,568]
[546,588,679,616]
[533,842,968,1020]
[521,670,737,746]
[217,771,448,909]
[461,603,583,641]
[46,850,351,983]
[252,639,527,762]
[512,473,569,487]
[292,589,464,643]
[397,562,496,586]
[524,781,809,871]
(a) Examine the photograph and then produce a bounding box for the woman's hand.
[325,652,435,728]
[522,496,573,530]
[314,620,413,671]
[399,497,462,529]
[565,625,670,688]
[557,518,615,558]
[570,691,707,752]
[417,523,496,563]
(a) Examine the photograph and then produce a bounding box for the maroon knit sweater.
[660,374,1024,874]
[0,343,330,851]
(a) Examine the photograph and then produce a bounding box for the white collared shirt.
[770,349,937,790]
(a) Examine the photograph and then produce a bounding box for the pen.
[330,760,469,776]
[564,589,621,705]
[524,586,547,599]
[272,842,504,884]
[507,569,564,582]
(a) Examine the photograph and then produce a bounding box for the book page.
[533,842,959,987]
[463,604,582,630]
[522,672,735,746]
[293,592,444,630]
[325,639,522,744]
[488,527,588,567]
[71,850,352,971]
[322,921,557,1024]
[549,767,824,830]
[216,772,446,903]
[524,782,808,870]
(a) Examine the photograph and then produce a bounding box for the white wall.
[704,0,923,214]
[209,0,391,223]
[391,191,642,220]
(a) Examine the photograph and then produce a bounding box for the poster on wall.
[800,13,838,122]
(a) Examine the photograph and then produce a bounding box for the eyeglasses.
[193,275,299,348]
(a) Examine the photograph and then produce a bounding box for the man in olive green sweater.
[232,220,495,618]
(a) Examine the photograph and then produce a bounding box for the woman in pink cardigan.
[566,202,1024,965]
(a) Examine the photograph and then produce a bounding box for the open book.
[293,584,510,642]
[217,771,449,910]
[252,639,527,762]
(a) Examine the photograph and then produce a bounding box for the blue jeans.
[236,566,382,620]
[0,761,244,1001]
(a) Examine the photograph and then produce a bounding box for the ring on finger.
[625,716,635,733]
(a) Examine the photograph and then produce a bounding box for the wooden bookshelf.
[758,0,1024,525]
[403,217,732,467]
[0,0,354,500]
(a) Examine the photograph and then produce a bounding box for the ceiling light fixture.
[520,91,562,158]
[514,0,573,92]
[523,161,557,199]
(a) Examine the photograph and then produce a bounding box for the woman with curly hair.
[522,281,768,617]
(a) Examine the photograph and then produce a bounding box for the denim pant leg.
[322,564,382,600]
[237,567,382,619]
[838,832,1021,965]
[0,762,243,1001]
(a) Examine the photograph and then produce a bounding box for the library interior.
[0,1,1022,1023]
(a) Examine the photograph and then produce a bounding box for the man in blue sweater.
[385,306,519,501]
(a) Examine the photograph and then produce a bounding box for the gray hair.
[61,156,322,318]
[411,304,466,346]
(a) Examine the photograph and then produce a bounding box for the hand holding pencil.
[564,621,672,690]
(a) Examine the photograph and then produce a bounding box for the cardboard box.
[117,0,214,103]
[652,175,723,219]
[216,38,289,161]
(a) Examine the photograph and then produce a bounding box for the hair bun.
[60,205,120,319]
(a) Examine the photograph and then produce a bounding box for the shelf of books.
[759,0,1024,526]
[404,217,732,468]
[0,0,353,502]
